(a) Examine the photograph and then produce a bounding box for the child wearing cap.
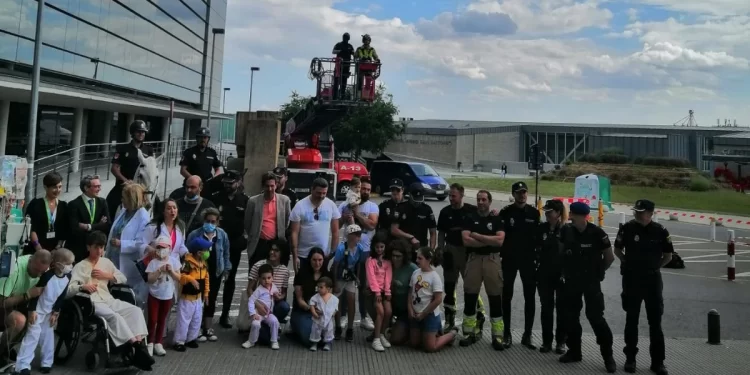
[332,224,365,342]
[173,237,212,352]
[145,235,182,356]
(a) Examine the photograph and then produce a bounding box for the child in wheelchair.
[242,264,281,350]
[173,237,211,352]
[14,249,74,375]
[145,236,181,357]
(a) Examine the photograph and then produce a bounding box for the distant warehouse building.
[383,120,749,173]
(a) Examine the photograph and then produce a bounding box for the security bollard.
[597,200,604,227]
[537,197,543,218]
[710,218,717,242]
[707,309,721,345]
[619,212,626,229]
[727,230,736,281]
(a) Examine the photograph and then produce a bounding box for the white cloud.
[405,79,444,95]
[627,8,638,22]
[630,42,750,70]
[467,0,613,34]
[634,0,750,16]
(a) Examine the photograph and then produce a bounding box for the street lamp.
[249,67,259,112]
[25,0,45,200]
[206,28,225,131]
[222,87,230,114]
[90,57,100,79]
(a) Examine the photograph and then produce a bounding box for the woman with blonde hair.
[106,182,151,307]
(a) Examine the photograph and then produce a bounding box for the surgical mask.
[203,223,216,233]
[158,248,170,258]
[186,194,199,202]
[62,264,73,274]
[201,251,210,261]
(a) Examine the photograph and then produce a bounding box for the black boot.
[539,343,553,353]
[521,332,536,349]
[604,356,617,373]
[219,315,232,329]
[502,331,513,349]
[650,362,668,375]
[459,333,478,347]
[443,309,456,331]
[624,358,637,373]
[559,351,582,363]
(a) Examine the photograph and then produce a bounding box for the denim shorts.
[410,312,441,333]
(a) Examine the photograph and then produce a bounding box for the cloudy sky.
[220,0,749,126]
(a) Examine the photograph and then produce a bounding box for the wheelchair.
[54,284,140,371]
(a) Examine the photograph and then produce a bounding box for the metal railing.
[30,139,237,198]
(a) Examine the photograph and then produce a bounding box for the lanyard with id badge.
[44,198,57,239]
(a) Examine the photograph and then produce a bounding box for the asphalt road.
[402,195,750,342]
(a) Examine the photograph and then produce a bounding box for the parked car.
[370,161,448,201]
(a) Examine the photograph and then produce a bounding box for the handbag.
[135,253,155,283]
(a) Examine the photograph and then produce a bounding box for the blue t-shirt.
[333,242,364,280]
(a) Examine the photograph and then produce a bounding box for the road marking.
[684,260,750,263]
[661,270,749,283]
[732,272,750,277]
[682,251,750,260]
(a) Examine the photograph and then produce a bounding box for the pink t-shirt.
[365,257,392,295]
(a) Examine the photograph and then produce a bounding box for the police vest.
[561,224,604,282]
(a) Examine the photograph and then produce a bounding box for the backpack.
[664,252,685,269]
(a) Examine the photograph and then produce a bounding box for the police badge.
[510,218,515,226]
[543,233,547,240]
[487,222,493,230]
[634,235,640,242]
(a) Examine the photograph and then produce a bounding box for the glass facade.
[202,0,225,114]
[0,0,227,106]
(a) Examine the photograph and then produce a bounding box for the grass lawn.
[447,178,750,216]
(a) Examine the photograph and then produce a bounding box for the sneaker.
[197,334,208,343]
[371,338,385,352]
[16,369,31,375]
[147,343,154,357]
[309,344,318,352]
[345,329,354,342]
[40,368,51,374]
[323,343,331,351]
[271,342,280,350]
[362,317,375,331]
[205,328,218,342]
[241,341,254,349]
[186,340,199,349]
[153,343,167,356]
[173,343,186,352]
[555,342,567,354]
[380,336,391,348]
[339,317,348,330]
[491,335,505,351]
[335,326,342,340]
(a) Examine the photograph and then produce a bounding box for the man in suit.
[244,172,291,269]
[68,175,110,262]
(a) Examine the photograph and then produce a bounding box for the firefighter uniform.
[180,144,221,182]
[394,183,436,262]
[106,121,154,220]
[377,178,408,234]
[615,199,672,375]
[211,170,250,327]
[559,203,615,372]
[459,208,505,350]
[536,201,566,353]
[498,182,540,347]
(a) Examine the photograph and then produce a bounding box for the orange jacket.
[179,253,209,301]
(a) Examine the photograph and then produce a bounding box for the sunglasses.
[313,207,319,221]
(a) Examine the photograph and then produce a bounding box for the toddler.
[145,235,181,356]
[15,249,74,375]
[173,237,211,352]
[341,177,362,238]
[309,277,338,352]
[242,264,281,350]
[332,224,364,342]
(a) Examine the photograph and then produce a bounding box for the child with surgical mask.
[145,235,182,356]
[15,248,75,374]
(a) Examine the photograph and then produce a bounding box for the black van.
[370,161,448,201]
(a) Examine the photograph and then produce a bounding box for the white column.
[161,117,170,142]
[126,113,135,125]
[80,110,89,146]
[0,100,10,156]
[101,111,112,157]
[71,107,83,173]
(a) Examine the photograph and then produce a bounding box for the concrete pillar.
[182,120,190,140]
[161,117,169,156]
[80,110,89,146]
[238,111,280,196]
[0,100,10,156]
[101,111,112,157]
[126,113,135,126]
[71,107,84,173]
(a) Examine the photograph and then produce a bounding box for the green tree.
[331,86,407,160]
[279,91,311,125]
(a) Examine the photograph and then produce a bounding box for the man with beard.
[391,183,437,261]
[180,127,223,182]
[459,190,505,350]
[176,176,216,234]
[106,120,154,220]
[211,170,250,328]
[498,181,540,349]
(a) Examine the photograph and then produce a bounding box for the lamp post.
[90,57,100,79]
[206,28,225,131]
[222,87,230,114]
[220,87,230,151]
[249,67,259,112]
[25,0,46,200]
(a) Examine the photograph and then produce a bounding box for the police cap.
[272,167,287,177]
[389,178,404,189]
[196,127,211,137]
[543,199,564,213]
[511,181,528,194]
[632,199,655,212]
[222,169,242,182]
[569,202,590,216]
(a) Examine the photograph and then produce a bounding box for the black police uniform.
[377,198,407,234]
[394,201,436,262]
[560,222,614,361]
[615,218,673,367]
[180,145,221,182]
[106,142,154,219]
[536,221,566,349]
[498,203,540,341]
[332,37,354,99]
[281,187,298,210]
[211,183,250,325]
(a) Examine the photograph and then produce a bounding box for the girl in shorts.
[408,247,456,352]
[365,234,392,352]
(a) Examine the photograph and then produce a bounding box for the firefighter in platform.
[106,120,155,219]
[559,202,616,373]
[180,127,223,182]
[614,199,672,375]
[212,170,250,329]
[354,34,379,99]
[332,32,355,100]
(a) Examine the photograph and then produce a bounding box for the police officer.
[498,181,540,348]
[106,120,155,220]
[272,167,298,209]
[391,182,437,261]
[559,202,616,373]
[180,127,222,182]
[536,199,567,354]
[212,170,250,329]
[614,200,672,375]
[376,178,408,235]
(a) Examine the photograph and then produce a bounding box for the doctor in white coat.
[105,182,151,307]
